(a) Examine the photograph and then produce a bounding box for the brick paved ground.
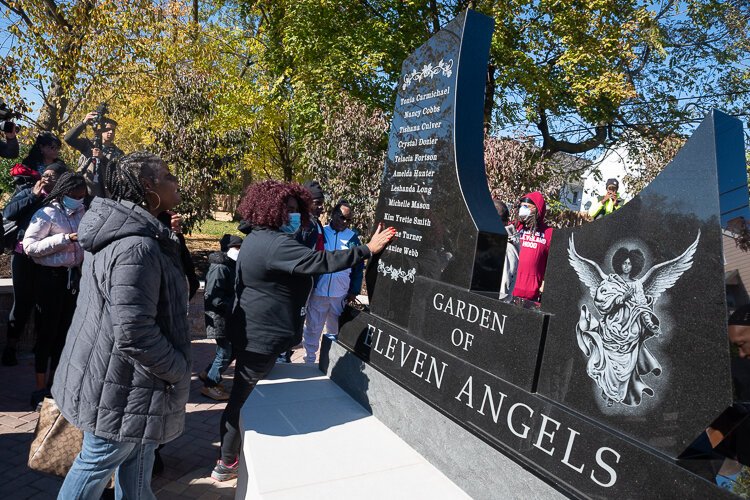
[0,339,306,499]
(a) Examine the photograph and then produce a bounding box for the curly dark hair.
[237,180,311,230]
[612,247,645,277]
[105,151,162,206]
[43,172,86,205]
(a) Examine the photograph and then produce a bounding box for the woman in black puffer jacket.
[53,152,190,499]
[210,180,396,482]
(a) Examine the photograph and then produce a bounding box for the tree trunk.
[36,76,69,134]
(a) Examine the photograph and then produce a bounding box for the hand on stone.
[366,223,397,254]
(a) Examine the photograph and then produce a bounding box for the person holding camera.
[64,109,124,198]
[588,178,622,220]
[0,121,19,159]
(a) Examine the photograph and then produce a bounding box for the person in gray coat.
[53,152,189,500]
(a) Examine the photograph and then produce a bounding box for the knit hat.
[44,161,69,176]
[303,180,324,200]
[227,235,243,248]
[606,178,619,190]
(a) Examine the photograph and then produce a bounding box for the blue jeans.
[205,338,233,387]
[58,432,158,500]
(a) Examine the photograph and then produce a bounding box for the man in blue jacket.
[302,200,363,363]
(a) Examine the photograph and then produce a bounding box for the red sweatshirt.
[511,191,553,302]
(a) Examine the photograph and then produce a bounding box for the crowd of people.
[1,107,743,497]
[0,113,399,496]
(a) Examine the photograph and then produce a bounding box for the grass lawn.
[189,218,242,238]
[184,218,243,279]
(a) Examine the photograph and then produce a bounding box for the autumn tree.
[304,95,388,239]
[150,70,251,232]
[0,0,166,133]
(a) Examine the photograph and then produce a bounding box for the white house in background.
[576,145,637,213]
[552,153,591,211]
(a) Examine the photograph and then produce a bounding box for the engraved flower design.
[401,58,454,90]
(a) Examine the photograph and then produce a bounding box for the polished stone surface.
[537,110,742,459]
[366,10,506,328]
[408,276,547,390]
[323,340,567,500]
[336,313,735,498]
[332,7,747,498]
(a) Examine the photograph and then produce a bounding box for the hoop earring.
[145,191,162,212]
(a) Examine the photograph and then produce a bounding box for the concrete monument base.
[237,362,469,499]
[321,339,566,500]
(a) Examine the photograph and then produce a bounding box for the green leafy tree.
[150,70,251,232]
[304,94,388,239]
[0,0,165,133]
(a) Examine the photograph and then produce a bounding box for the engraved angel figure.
[568,231,700,407]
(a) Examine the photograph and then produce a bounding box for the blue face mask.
[62,196,84,211]
[280,212,301,234]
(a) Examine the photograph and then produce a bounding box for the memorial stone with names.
[366,9,507,328]
[333,8,747,500]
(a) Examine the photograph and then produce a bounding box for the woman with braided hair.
[53,151,189,499]
[22,171,86,409]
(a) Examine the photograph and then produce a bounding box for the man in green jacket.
[588,178,622,220]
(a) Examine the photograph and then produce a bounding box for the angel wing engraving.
[639,230,700,300]
[568,232,700,407]
[568,234,607,299]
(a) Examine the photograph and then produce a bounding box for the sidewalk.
[0,339,305,499]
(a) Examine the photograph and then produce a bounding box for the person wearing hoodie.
[54,152,190,499]
[1,162,68,366]
[511,191,553,303]
[210,180,396,482]
[199,234,243,401]
[22,172,86,408]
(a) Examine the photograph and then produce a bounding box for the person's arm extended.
[271,224,395,276]
[110,241,189,384]
[64,121,92,155]
[272,238,371,276]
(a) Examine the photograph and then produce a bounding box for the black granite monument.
[333,9,747,499]
[366,9,507,329]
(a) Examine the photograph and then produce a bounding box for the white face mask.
[227,247,240,261]
[518,205,531,218]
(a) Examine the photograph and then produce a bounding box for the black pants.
[219,350,276,463]
[33,266,77,375]
[7,252,37,342]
